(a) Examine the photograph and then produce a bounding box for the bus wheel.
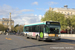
[35,36,37,40]
[58,38,61,40]
[37,36,40,41]
[26,34,29,39]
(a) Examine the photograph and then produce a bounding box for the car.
[61,30,67,33]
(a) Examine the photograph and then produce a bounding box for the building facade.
[49,5,75,17]
[0,18,14,27]
[49,5,75,34]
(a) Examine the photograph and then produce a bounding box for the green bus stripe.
[24,22,46,26]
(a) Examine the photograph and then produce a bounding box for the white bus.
[23,21,61,41]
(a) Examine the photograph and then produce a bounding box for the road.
[0,35,75,50]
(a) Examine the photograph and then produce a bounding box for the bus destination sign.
[46,22,60,25]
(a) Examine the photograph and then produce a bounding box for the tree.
[41,10,66,29]
[14,24,19,32]
[70,15,75,28]
[14,24,19,28]
[14,24,24,32]
[11,26,14,31]
[0,24,5,31]
[19,25,24,32]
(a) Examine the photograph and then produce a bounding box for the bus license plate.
[49,34,55,37]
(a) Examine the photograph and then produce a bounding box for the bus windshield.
[45,25,60,34]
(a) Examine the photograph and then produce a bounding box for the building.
[0,18,14,28]
[49,5,75,17]
[49,5,75,34]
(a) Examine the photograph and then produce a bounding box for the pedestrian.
[6,32,8,35]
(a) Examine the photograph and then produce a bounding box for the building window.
[67,12,69,15]
[7,23,8,25]
[62,12,63,13]
[11,23,12,25]
[3,23,4,25]
[11,23,13,25]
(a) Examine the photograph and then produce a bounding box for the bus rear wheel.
[26,34,29,39]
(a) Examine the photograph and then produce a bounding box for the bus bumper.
[43,37,61,41]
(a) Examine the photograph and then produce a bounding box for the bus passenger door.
[39,25,44,39]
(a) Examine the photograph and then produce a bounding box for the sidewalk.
[61,36,75,40]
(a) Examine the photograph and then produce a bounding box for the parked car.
[61,30,67,33]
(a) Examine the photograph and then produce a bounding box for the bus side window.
[35,25,39,32]
[29,26,32,32]
[23,27,25,32]
[25,27,29,32]
[32,26,36,32]
[45,26,49,33]
[25,27,26,32]
[39,25,43,32]
[30,26,32,32]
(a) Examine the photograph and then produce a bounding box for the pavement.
[0,35,75,50]
[61,36,75,40]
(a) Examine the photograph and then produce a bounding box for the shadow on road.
[41,38,75,43]
[29,38,56,42]
[54,38,75,44]
[57,38,75,42]
[23,37,75,43]
[11,44,55,50]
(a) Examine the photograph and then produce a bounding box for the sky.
[0,0,75,26]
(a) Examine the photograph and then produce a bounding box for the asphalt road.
[0,35,75,50]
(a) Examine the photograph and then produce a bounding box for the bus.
[23,21,61,41]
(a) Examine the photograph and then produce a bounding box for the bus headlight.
[58,34,61,37]
[44,34,48,38]
[44,33,48,36]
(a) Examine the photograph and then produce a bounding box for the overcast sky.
[0,0,75,26]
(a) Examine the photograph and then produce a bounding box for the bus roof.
[24,22,46,27]
[24,21,60,27]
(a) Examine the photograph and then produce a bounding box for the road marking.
[61,42,75,46]
[6,37,12,40]
[6,37,7,39]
